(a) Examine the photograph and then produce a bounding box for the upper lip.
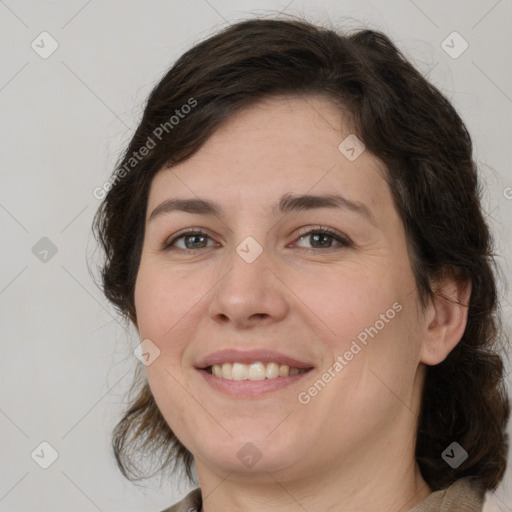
[196,349,314,370]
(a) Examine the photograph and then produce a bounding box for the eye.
[163,230,217,251]
[163,226,352,253]
[292,227,352,251]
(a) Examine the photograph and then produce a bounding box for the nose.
[207,242,290,330]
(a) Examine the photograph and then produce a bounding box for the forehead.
[147,95,391,218]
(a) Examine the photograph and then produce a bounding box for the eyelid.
[294,225,348,239]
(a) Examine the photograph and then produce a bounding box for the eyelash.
[162,226,352,253]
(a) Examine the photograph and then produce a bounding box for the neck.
[196,441,432,512]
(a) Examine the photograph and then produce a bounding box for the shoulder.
[410,478,486,511]
[160,488,202,512]
[160,481,498,512]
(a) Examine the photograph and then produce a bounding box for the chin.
[190,432,309,477]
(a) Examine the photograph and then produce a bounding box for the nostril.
[252,313,268,320]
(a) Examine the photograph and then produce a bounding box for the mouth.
[205,361,309,380]
[195,349,314,398]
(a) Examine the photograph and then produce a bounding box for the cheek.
[298,261,420,392]
[134,262,203,343]
[294,264,403,352]
[134,265,207,442]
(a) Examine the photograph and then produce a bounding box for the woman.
[93,17,510,512]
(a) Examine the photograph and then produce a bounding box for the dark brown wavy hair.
[92,17,510,491]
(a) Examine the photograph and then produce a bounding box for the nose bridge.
[208,235,288,326]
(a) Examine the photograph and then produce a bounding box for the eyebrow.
[148,193,376,225]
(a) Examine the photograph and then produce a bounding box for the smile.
[196,348,314,397]
[207,361,308,380]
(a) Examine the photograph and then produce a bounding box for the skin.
[134,95,471,512]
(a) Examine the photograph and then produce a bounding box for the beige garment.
[409,478,485,511]
[161,477,486,512]
[161,488,200,512]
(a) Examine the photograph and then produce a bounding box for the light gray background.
[1,1,511,511]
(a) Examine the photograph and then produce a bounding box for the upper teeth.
[210,362,305,380]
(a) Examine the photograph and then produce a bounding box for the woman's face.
[134,95,428,481]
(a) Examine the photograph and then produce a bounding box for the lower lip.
[197,369,313,398]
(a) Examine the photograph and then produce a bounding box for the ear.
[419,274,472,366]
